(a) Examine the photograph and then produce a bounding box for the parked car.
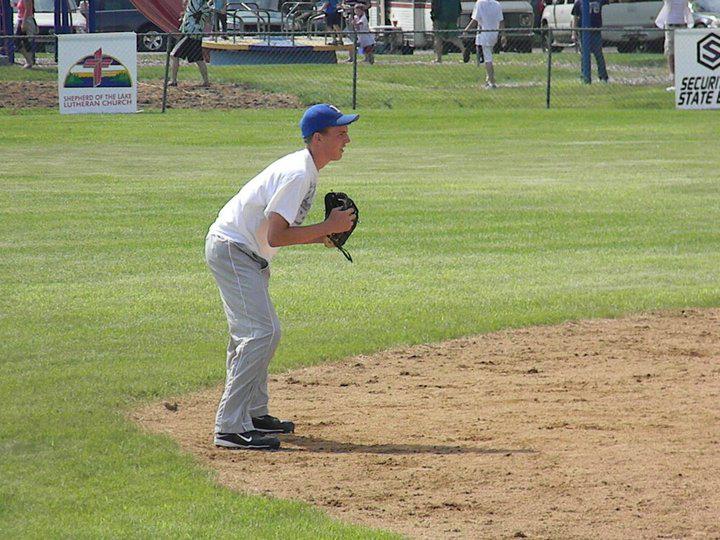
[691,0,720,27]
[12,0,86,51]
[540,0,664,53]
[541,0,719,52]
[459,0,535,53]
[93,0,168,51]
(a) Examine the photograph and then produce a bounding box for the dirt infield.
[133,309,720,539]
[0,81,300,110]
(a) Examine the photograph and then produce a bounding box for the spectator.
[351,3,375,63]
[320,0,342,45]
[571,0,608,83]
[431,0,466,63]
[78,0,90,32]
[169,0,212,87]
[213,0,227,37]
[655,0,693,91]
[14,0,37,69]
[464,0,506,88]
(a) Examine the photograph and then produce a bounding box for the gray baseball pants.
[205,234,281,434]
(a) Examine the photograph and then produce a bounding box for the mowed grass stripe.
[1,108,719,537]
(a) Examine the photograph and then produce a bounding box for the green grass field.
[2,64,720,538]
[4,50,673,109]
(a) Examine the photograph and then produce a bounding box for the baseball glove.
[324,191,358,262]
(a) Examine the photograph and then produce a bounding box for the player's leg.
[205,236,282,449]
[247,271,281,421]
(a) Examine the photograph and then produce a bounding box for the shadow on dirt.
[282,435,536,456]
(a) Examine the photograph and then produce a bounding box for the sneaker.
[666,85,675,92]
[214,430,280,450]
[252,414,295,434]
[485,82,497,89]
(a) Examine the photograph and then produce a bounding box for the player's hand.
[326,206,356,234]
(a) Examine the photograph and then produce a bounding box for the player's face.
[319,125,351,161]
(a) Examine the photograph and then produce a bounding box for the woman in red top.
[15,0,37,68]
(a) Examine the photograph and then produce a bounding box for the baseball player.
[205,104,359,450]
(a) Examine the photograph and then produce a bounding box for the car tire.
[138,26,167,52]
[518,38,533,53]
[616,42,637,53]
[540,23,561,53]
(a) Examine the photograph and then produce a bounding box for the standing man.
[463,0,506,88]
[571,0,608,83]
[431,0,466,63]
[169,0,211,87]
[205,104,359,451]
[655,0,693,91]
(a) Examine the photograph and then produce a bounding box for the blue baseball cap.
[300,104,359,139]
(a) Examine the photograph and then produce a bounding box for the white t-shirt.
[655,0,693,27]
[471,0,504,46]
[353,13,375,47]
[208,149,319,262]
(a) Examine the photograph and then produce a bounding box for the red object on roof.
[129,0,183,33]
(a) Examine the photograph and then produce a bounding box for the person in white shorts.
[205,104,358,450]
[463,0,506,88]
[655,0,693,91]
[352,4,376,64]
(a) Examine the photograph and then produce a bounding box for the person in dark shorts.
[431,0,466,63]
[321,0,343,44]
[170,0,212,87]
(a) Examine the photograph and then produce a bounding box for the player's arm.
[463,18,478,33]
[266,209,355,247]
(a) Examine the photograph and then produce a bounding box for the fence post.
[162,34,174,114]
[545,29,552,109]
[352,31,358,110]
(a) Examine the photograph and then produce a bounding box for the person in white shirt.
[205,104,358,450]
[655,0,693,89]
[351,4,376,64]
[463,0,506,88]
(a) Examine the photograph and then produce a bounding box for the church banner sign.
[58,32,137,114]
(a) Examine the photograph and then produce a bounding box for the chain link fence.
[0,27,680,111]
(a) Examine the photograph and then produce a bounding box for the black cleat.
[252,414,295,434]
[214,430,280,450]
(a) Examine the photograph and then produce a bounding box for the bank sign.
[58,33,137,114]
[675,30,720,110]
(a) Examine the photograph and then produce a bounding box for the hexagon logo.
[697,33,720,70]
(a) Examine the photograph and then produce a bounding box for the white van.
[540,0,664,52]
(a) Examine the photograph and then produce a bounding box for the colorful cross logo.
[82,48,113,87]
